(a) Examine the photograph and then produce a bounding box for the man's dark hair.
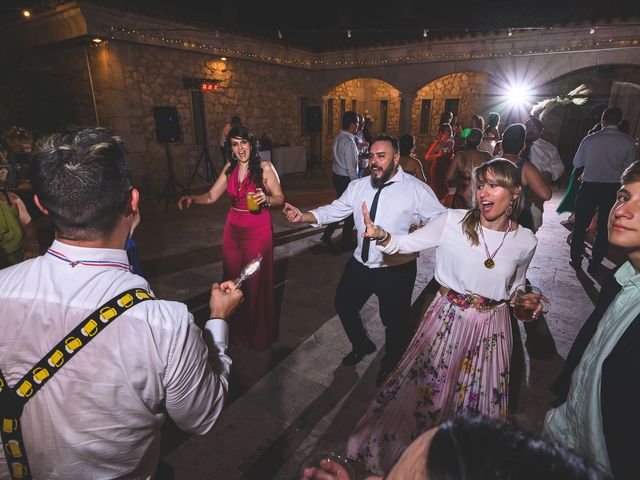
[427,416,604,480]
[341,111,358,130]
[502,123,526,155]
[465,128,483,149]
[399,134,415,156]
[372,134,399,154]
[231,115,242,124]
[440,111,454,125]
[621,160,640,185]
[602,107,623,126]
[30,128,132,241]
[526,116,543,130]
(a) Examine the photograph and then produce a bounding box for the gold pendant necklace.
[237,168,248,192]
[479,218,512,269]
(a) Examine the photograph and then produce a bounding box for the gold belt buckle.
[463,291,480,308]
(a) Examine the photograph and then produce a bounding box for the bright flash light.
[505,84,531,107]
[22,9,31,18]
[92,38,103,43]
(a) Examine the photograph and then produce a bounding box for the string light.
[220,56,227,61]
[107,25,640,68]
[22,9,31,18]
[423,29,428,38]
[347,29,351,38]
[590,27,596,34]
[92,38,103,43]
[507,29,513,37]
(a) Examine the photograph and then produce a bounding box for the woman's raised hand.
[177,195,194,210]
[283,202,303,223]
[361,202,381,239]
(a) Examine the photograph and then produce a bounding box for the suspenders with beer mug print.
[0,288,156,479]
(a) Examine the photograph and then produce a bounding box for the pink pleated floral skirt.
[346,291,512,475]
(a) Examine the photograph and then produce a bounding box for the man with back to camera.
[321,111,360,249]
[570,107,636,274]
[284,135,445,386]
[524,116,565,231]
[0,127,243,478]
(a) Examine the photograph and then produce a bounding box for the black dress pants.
[335,257,417,371]
[322,173,354,246]
[570,181,620,265]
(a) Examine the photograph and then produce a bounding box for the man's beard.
[370,162,396,188]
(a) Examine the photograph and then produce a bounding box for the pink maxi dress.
[224,165,277,349]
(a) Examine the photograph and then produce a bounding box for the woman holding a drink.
[424,123,456,201]
[346,159,542,475]
[178,126,284,349]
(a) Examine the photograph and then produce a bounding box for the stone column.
[399,92,417,134]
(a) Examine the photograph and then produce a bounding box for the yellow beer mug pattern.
[11,462,27,479]
[16,381,33,398]
[48,349,64,368]
[3,419,17,433]
[117,293,134,308]
[99,306,117,323]
[64,336,82,354]
[81,319,99,337]
[32,367,50,384]
[5,439,22,458]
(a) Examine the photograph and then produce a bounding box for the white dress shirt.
[310,167,446,268]
[0,240,230,479]
[332,130,359,180]
[530,138,564,181]
[379,209,537,300]
[573,125,637,183]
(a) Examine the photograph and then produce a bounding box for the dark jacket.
[551,271,640,480]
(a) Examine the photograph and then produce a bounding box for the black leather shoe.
[320,235,332,246]
[342,343,376,366]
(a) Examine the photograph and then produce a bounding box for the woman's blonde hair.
[461,158,522,245]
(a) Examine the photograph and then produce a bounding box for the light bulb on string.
[277,30,283,39]
[347,29,352,38]
[423,29,428,38]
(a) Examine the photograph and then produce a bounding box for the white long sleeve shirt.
[332,130,359,180]
[310,167,446,268]
[379,209,537,300]
[0,240,230,479]
[530,138,565,181]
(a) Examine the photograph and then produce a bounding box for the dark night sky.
[4,0,640,51]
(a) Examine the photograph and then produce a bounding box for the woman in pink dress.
[425,123,455,201]
[346,159,539,475]
[178,126,284,349]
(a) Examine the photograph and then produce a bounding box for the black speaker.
[305,106,322,133]
[153,106,181,143]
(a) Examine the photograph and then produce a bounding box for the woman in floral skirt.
[346,158,539,475]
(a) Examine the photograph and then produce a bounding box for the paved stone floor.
[129,171,614,479]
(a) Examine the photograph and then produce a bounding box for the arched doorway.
[411,72,489,155]
[322,78,401,157]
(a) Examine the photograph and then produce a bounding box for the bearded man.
[283,135,445,385]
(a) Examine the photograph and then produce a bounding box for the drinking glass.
[298,451,355,480]
[513,284,543,322]
[246,192,260,212]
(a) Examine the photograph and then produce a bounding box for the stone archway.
[411,71,489,153]
[324,78,401,135]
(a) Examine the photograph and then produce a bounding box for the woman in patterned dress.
[346,158,539,475]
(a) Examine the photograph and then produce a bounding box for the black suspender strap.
[0,288,156,480]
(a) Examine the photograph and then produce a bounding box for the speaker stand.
[305,132,327,177]
[159,143,186,212]
[187,143,217,191]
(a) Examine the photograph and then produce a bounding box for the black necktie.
[361,182,392,263]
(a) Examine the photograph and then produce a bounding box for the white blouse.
[379,209,537,300]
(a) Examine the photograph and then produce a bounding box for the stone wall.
[411,71,489,156]
[57,42,314,192]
